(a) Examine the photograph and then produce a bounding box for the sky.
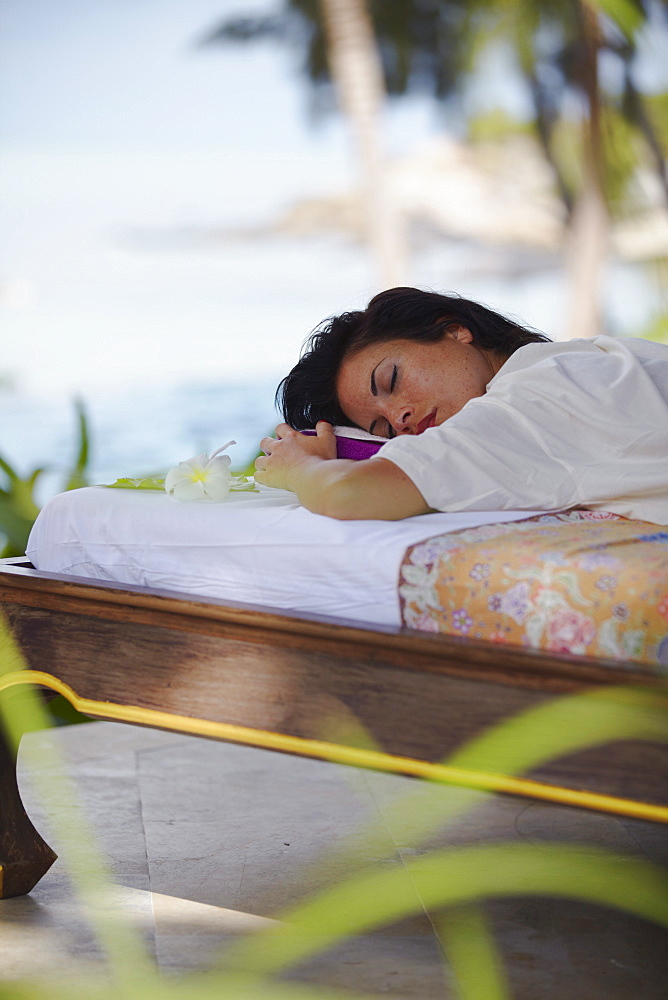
[1,0,315,152]
[0,0,390,395]
[1,0,667,401]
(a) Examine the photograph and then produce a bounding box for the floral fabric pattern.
[399,511,668,671]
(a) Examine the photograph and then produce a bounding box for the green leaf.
[62,398,91,492]
[584,0,644,41]
[0,495,36,557]
[0,455,20,485]
[437,904,512,1000]
[307,685,668,885]
[103,477,166,491]
[216,842,668,979]
[0,398,91,556]
[0,983,47,1000]
[26,467,46,491]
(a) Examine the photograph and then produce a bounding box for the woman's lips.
[416,409,437,434]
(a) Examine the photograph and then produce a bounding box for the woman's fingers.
[260,424,299,455]
[315,421,334,439]
[259,436,276,456]
[254,422,337,491]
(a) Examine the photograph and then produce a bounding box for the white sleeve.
[374,395,580,513]
[373,337,668,516]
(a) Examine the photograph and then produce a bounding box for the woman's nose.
[391,404,414,434]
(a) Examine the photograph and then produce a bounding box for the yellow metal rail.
[2,669,667,824]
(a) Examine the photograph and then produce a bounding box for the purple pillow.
[300,427,387,460]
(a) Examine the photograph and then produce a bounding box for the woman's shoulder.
[490,334,667,385]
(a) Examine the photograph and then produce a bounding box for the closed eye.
[380,368,398,437]
[370,417,396,438]
[370,365,398,437]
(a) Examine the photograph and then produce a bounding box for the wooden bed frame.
[1,557,666,900]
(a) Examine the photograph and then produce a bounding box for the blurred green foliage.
[236,448,264,480]
[0,401,92,726]
[640,312,668,344]
[0,457,40,559]
[467,108,533,144]
[550,106,645,216]
[204,0,667,221]
[2,603,667,999]
[0,399,90,558]
[645,92,668,150]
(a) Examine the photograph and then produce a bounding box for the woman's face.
[335,327,504,438]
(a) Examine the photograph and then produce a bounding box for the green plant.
[0,399,90,558]
[1,616,666,999]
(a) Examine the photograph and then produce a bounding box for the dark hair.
[277,286,551,429]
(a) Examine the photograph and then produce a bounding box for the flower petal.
[203,474,231,502]
[165,467,185,491]
[187,453,209,468]
[165,443,238,501]
[171,478,206,501]
[206,455,232,475]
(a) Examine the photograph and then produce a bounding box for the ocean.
[0,377,280,506]
[1,229,662,511]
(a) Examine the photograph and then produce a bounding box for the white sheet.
[27,486,545,626]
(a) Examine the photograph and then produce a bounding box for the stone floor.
[1,721,666,998]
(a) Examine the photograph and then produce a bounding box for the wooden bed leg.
[0,724,57,898]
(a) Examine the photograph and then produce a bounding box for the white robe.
[374,336,668,525]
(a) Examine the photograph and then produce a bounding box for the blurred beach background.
[1,0,667,506]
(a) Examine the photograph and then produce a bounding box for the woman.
[255,287,668,524]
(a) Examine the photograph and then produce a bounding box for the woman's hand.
[255,421,337,491]
[255,420,429,520]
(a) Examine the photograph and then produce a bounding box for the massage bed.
[1,484,666,899]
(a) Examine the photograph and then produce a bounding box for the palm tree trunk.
[562,1,609,341]
[318,0,407,287]
[563,168,609,340]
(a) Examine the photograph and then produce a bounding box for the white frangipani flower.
[165,441,236,502]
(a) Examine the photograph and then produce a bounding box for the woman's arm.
[254,422,430,520]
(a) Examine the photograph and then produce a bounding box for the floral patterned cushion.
[399,511,668,670]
